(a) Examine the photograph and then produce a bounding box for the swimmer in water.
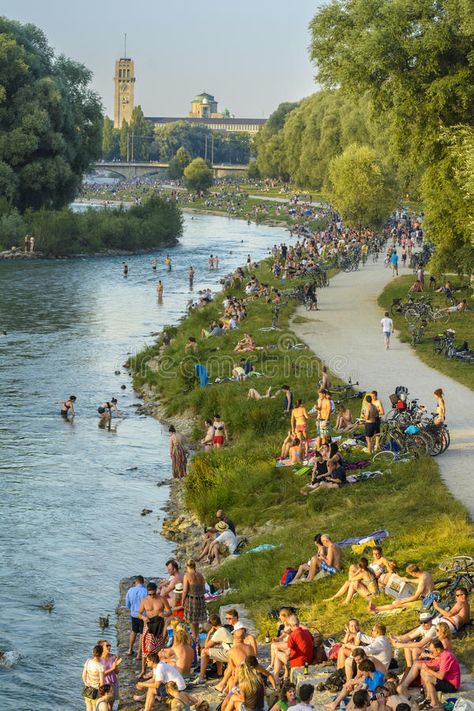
[214,255,219,270]
[209,255,214,270]
[165,255,172,271]
[60,395,77,417]
[188,267,195,289]
[151,258,157,271]
[123,262,129,277]
[156,280,164,301]
[97,398,122,421]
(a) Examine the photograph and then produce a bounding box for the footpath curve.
[291,258,474,518]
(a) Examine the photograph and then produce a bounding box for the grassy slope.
[132,261,473,670]
[378,275,474,391]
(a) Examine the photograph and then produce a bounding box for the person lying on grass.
[323,557,378,605]
[290,533,342,584]
[368,564,434,614]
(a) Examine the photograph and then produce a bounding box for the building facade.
[114,58,135,128]
[189,92,222,118]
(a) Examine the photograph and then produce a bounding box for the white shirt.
[415,624,437,641]
[153,662,186,690]
[358,634,392,669]
[381,317,393,333]
[216,529,237,554]
[291,704,314,711]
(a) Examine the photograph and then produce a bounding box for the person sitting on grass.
[307,458,346,492]
[291,534,342,584]
[341,625,392,683]
[207,521,237,566]
[323,557,377,605]
[280,429,297,460]
[411,640,460,707]
[289,437,303,465]
[269,608,293,672]
[368,564,434,614]
[194,614,233,685]
[201,322,225,338]
[369,547,395,588]
[234,333,256,352]
[335,404,356,432]
[273,615,314,680]
[389,612,437,668]
[430,586,471,634]
[397,624,455,694]
[335,618,363,671]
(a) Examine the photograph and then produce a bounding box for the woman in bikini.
[97,398,120,421]
[434,388,446,425]
[201,419,214,451]
[324,557,378,605]
[212,415,227,448]
[60,395,77,417]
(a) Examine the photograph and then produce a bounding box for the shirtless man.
[431,586,470,634]
[188,267,195,289]
[156,280,164,301]
[158,560,184,606]
[215,627,254,693]
[369,564,434,613]
[291,533,342,583]
[138,582,171,677]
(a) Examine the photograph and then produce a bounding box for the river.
[0,213,288,710]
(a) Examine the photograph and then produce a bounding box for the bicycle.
[433,556,474,606]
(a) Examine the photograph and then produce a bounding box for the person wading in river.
[137,582,172,678]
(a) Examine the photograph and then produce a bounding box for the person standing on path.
[380,312,394,350]
[390,250,399,276]
[126,575,148,658]
[182,559,207,642]
[434,388,446,425]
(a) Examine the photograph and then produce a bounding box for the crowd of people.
[80,208,472,711]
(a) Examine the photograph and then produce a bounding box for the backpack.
[279,567,297,587]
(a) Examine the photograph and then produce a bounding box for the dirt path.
[291,258,474,518]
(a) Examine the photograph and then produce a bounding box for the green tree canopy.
[0,17,103,211]
[183,157,213,192]
[168,145,191,179]
[328,143,397,229]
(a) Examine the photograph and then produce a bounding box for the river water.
[0,213,288,710]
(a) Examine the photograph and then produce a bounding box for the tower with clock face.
[113,58,135,129]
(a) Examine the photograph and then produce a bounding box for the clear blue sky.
[2,0,322,118]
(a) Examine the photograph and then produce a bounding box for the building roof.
[146,116,266,126]
[194,92,215,101]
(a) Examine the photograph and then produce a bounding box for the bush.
[184,158,214,193]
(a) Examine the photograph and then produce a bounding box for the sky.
[2,0,322,119]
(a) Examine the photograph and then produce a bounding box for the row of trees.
[102,113,252,165]
[253,0,474,270]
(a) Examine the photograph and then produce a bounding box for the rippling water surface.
[0,213,288,710]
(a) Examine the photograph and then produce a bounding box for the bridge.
[91,161,248,180]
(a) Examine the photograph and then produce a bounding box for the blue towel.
[336,529,390,547]
[195,363,209,388]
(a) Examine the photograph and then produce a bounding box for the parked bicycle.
[433,556,474,606]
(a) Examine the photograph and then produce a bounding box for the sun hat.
[173,583,183,594]
[419,611,433,622]
[231,622,246,633]
[215,521,229,532]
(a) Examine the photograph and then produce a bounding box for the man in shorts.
[380,312,394,350]
[208,521,237,566]
[193,614,233,684]
[315,389,331,448]
[125,575,147,658]
[420,640,461,706]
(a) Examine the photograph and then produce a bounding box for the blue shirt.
[364,670,385,692]
[390,253,398,265]
[125,584,147,618]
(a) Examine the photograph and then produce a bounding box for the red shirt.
[287,627,314,668]
[439,650,461,689]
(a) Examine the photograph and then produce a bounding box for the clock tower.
[113,57,135,129]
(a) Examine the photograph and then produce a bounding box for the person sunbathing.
[369,546,394,587]
[280,429,297,459]
[288,438,302,465]
[234,333,256,352]
[368,564,434,614]
[324,558,377,604]
[335,405,356,432]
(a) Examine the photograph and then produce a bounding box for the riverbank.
[131,255,474,675]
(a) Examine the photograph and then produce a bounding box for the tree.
[254,102,298,179]
[168,146,191,179]
[183,158,213,192]
[328,144,396,229]
[102,117,114,159]
[129,106,153,161]
[0,17,102,211]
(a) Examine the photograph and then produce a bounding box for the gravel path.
[291,258,474,518]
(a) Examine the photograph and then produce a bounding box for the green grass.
[378,275,474,391]
[131,260,474,671]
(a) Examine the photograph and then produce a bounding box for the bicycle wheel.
[404,308,421,322]
[438,556,474,572]
[433,578,456,606]
[372,450,396,465]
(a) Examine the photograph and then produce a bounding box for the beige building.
[189,92,222,119]
[114,58,135,128]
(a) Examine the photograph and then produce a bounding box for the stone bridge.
[91,161,248,180]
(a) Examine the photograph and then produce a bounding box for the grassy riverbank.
[378,275,474,391]
[0,196,182,256]
[132,260,474,671]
